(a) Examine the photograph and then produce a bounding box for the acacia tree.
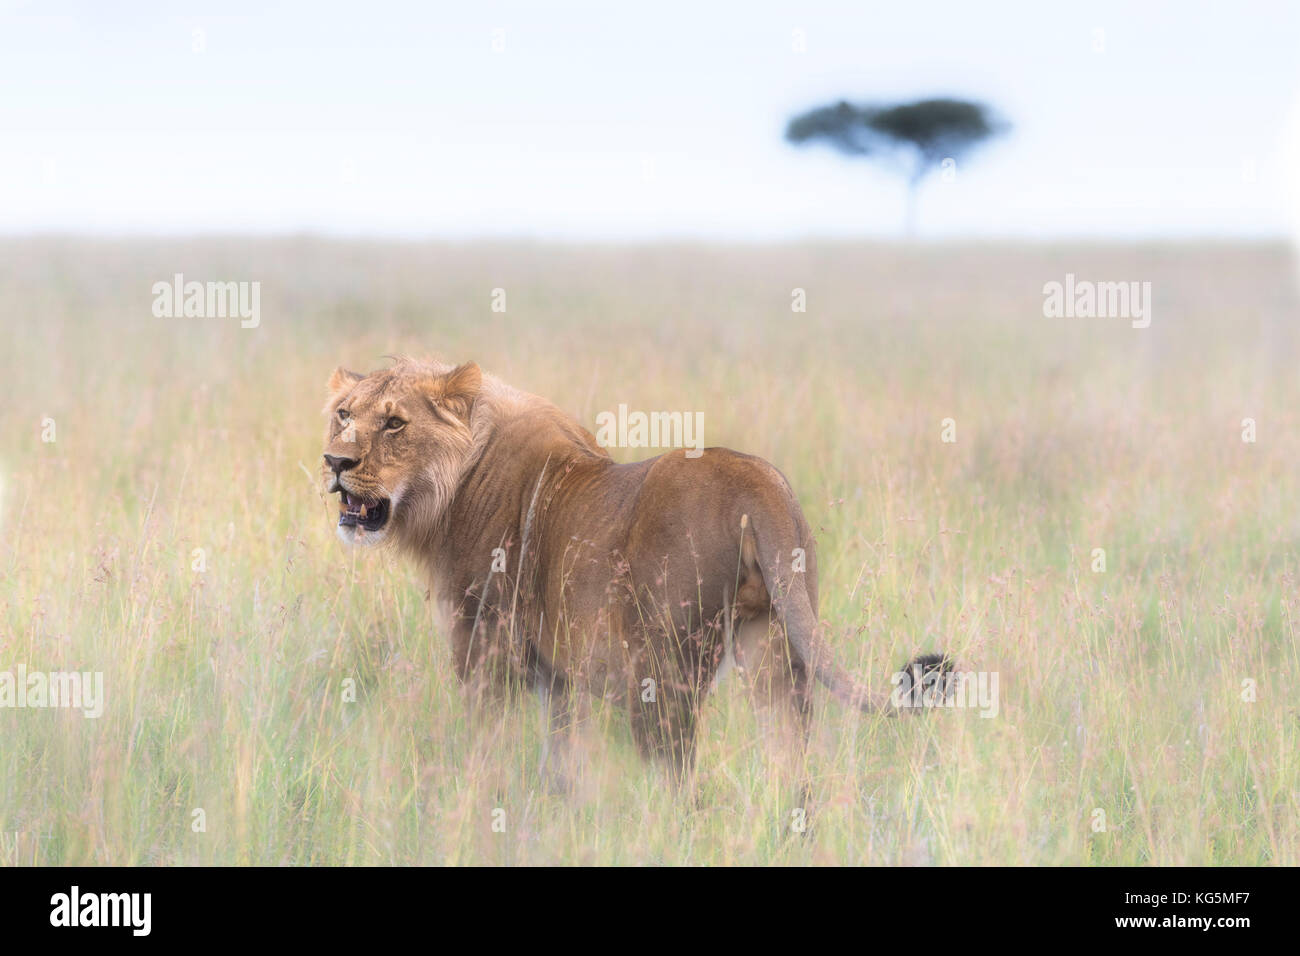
[786,97,1006,235]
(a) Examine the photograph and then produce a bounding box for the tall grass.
[0,238,1295,864]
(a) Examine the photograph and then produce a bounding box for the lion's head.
[322,358,482,547]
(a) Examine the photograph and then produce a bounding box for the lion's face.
[322,360,482,547]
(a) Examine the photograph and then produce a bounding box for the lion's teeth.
[359,503,368,519]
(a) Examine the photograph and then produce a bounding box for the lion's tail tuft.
[746,512,951,715]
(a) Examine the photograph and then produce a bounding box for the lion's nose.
[323,453,360,475]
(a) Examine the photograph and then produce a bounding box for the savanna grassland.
[1,238,1296,865]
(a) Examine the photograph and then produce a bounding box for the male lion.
[322,358,945,783]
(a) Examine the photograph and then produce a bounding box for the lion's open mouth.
[337,490,390,532]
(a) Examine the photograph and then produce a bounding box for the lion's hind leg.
[727,614,814,819]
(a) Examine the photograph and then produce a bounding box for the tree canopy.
[786,97,1008,233]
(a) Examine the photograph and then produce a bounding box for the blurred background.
[1,0,1297,242]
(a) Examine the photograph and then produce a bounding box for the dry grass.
[0,237,1296,864]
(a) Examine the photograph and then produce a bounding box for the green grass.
[0,237,1296,864]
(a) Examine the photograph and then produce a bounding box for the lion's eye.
[385,417,406,431]
[337,408,350,422]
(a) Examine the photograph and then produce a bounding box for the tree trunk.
[903,167,925,238]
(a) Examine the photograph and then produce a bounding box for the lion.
[321,357,947,784]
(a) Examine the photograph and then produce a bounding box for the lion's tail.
[746,511,946,715]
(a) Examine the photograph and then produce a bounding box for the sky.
[2,0,1298,240]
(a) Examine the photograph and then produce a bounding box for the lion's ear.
[433,361,482,424]
[328,366,363,397]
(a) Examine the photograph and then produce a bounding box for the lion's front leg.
[446,607,518,718]
[624,625,706,788]
[536,674,583,796]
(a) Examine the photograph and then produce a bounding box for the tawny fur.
[322,358,939,781]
